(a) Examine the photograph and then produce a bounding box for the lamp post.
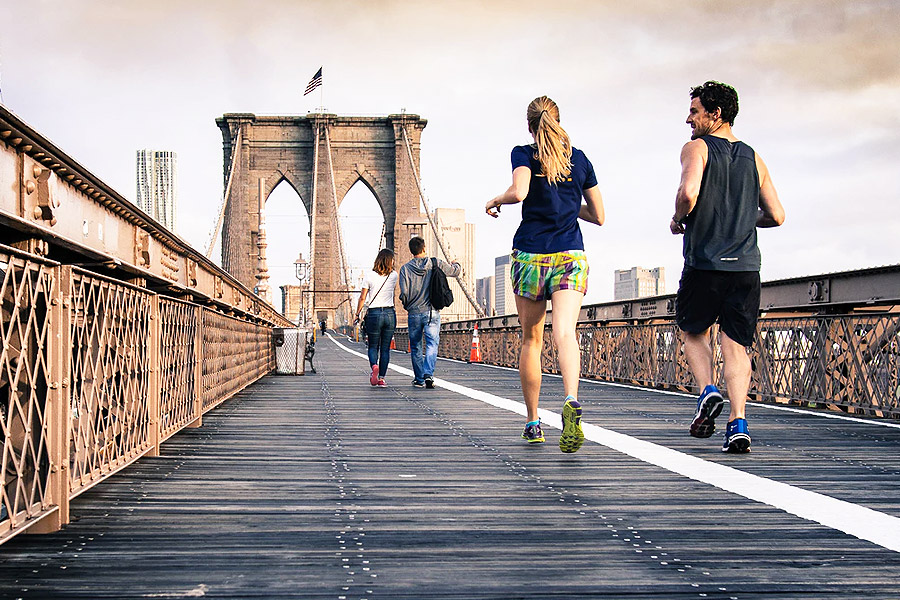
[294,253,309,327]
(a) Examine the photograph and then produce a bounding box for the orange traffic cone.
[390,337,396,350]
[469,325,482,363]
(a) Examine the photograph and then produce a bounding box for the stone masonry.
[216,113,427,328]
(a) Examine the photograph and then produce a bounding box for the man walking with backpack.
[399,235,461,389]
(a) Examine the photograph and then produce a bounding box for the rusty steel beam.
[0,104,291,327]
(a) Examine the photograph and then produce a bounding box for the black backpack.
[429,257,454,310]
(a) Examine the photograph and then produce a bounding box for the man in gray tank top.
[670,81,785,453]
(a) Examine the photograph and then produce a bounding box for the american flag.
[304,67,323,96]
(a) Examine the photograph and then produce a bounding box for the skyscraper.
[476,275,495,316]
[614,266,665,300]
[494,254,517,316]
[422,207,478,322]
[136,150,177,231]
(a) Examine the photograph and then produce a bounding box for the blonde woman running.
[485,96,605,453]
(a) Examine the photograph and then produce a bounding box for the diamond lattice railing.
[68,270,152,495]
[0,252,54,531]
[422,312,899,418]
[201,309,274,412]
[159,299,199,440]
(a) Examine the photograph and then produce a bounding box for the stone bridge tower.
[216,112,427,328]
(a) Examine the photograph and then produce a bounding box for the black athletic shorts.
[675,267,761,347]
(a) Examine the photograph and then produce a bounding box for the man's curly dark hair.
[690,81,739,126]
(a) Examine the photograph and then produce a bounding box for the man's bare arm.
[670,139,706,234]
[755,153,785,228]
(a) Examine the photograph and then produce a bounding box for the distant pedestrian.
[671,81,785,453]
[485,95,604,453]
[398,236,461,389]
[354,249,399,387]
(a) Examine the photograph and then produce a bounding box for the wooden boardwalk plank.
[0,334,899,599]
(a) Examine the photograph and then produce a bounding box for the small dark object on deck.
[305,332,316,373]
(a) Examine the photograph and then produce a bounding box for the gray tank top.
[683,135,761,271]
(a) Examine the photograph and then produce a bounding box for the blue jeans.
[407,311,440,383]
[365,307,396,378]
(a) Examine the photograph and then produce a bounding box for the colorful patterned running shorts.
[510,249,589,302]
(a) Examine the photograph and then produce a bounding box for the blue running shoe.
[559,396,584,453]
[722,418,751,453]
[690,385,724,438]
[522,421,545,443]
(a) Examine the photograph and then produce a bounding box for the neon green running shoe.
[559,396,584,453]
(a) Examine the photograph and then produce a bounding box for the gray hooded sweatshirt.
[398,257,461,314]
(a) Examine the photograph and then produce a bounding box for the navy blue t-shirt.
[510,144,598,253]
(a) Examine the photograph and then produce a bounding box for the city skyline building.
[280,284,304,324]
[136,149,177,231]
[614,266,665,300]
[494,254,516,316]
[476,275,495,317]
[419,207,478,322]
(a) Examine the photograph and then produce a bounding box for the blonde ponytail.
[526,96,572,184]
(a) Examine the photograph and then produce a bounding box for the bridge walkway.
[1,334,899,599]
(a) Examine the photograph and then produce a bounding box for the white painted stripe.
[328,334,900,553]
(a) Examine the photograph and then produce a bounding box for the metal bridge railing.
[395,310,900,421]
[1,245,276,545]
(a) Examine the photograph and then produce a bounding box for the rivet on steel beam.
[25,180,36,194]
[0,130,10,138]
[33,165,44,178]
[10,137,22,145]
[21,144,32,152]
[50,382,59,389]
[33,206,43,219]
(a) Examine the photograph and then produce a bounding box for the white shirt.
[362,270,398,309]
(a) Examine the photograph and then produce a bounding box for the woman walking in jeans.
[485,96,605,453]
[354,249,398,387]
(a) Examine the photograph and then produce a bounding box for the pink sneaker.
[370,365,379,386]
[376,378,387,387]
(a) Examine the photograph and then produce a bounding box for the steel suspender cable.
[400,126,485,318]
[324,127,353,315]
[206,129,242,258]
[310,121,320,319]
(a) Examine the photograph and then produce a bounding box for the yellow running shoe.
[559,396,584,453]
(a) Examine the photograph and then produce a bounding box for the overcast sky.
[2,0,898,304]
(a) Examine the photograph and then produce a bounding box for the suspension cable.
[400,125,485,318]
[324,126,353,316]
[310,121,320,319]
[206,128,241,258]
